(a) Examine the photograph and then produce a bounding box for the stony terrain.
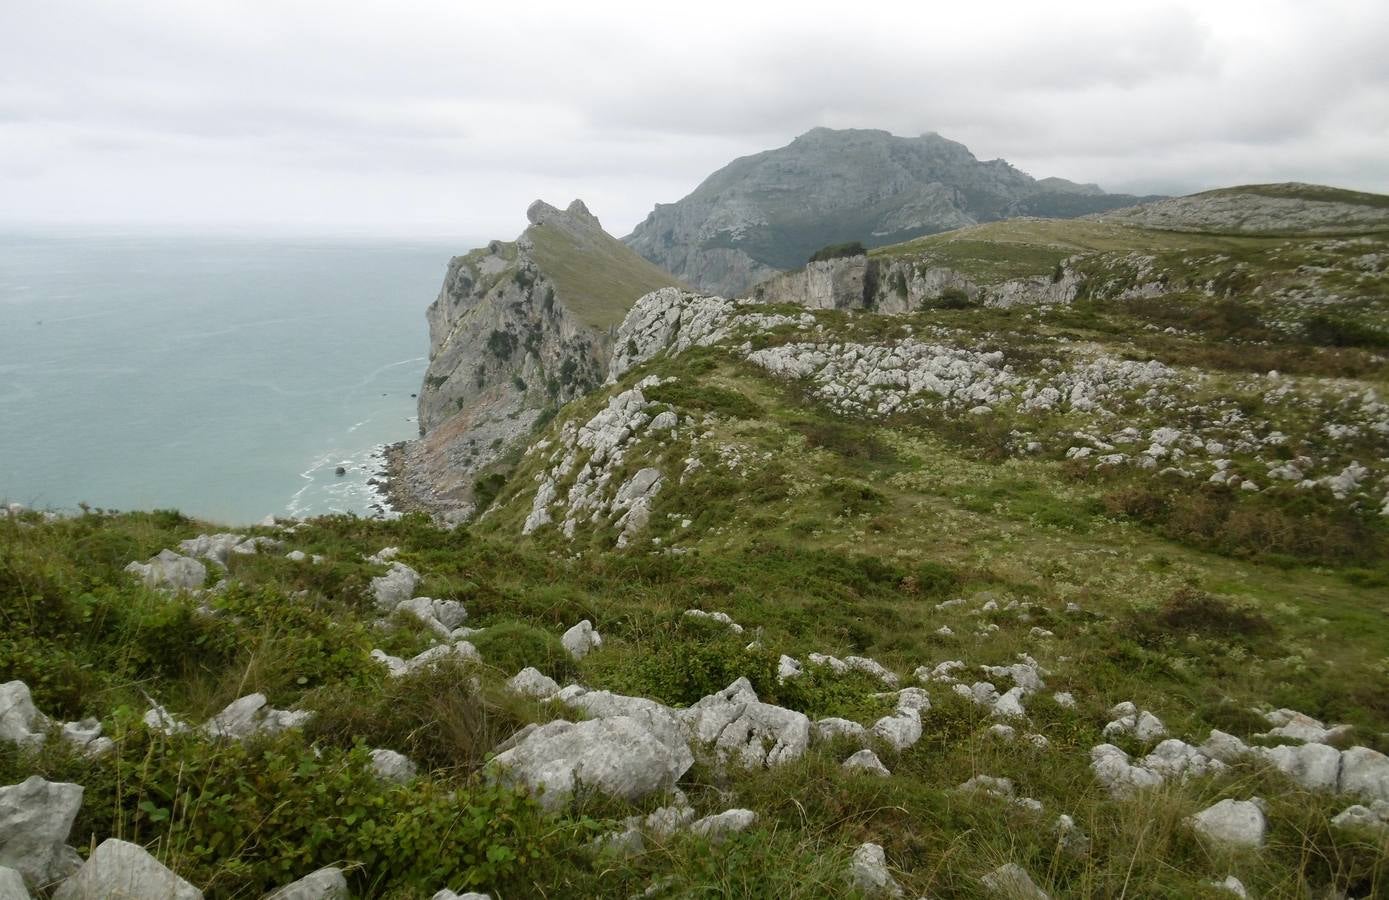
[623,128,1159,297]
[4,184,1389,898]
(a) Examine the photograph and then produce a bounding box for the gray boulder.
[1340,746,1389,803]
[264,866,349,899]
[370,562,420,612]
[679,678,810,768]
[52,838,201,900]
[507,668,560,700]
[847,842,902,897]
[203,694,311,740]
[176,533,245,568]
[1261,742,1341,793]
[1189,798,1266,849]
[981,863,1050,899]
[491,716,692,810]
[0,866,30,900]
[0,776,83,890]
[689,809,756,842]
[0,682,46,750]
[561,620,602,660]
[556,687,692,773]
[369,749,417,784]
[124,549,206,593]
[871,709,922,751]
[430,892,490,900]
[843,749,891,776]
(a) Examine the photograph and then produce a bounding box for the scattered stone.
[561,620,602,660]
[143,703,189,735]
[0,776,83,890]
[285,550,307,562]
[847,842,903,898]
[1054,814,1091,856]
[981,863,1050,899]
[51,838,201,900]
[491,716,692,810]
[1189,798,1267,849]
[680,678,810,767]
[124,549,206,593]
[1090,744,1163,797]
[814,718,869,744]
[370,749,417,784]
[777,655,803,682]
[844,656,899,686]
[1339,746,1389,803]
[807,653,849,675]
[370,562,420,612]
[992,687,1028,719]
[958,775,1015,799]
[871,709,922,751]
[266,867,350,900]
[0,683,45,750]
[988,723,1016,741]
[430,892,490,900]
[842,749,891,776]
[689,809,756,841]
[1258,708,1352,745]
[176,533,245,568]
[203,693,311,740]
[683,610,743,633]
[1140,739,1226,782]
[1102,702,1167,742]
[507,667,560,699]
[1261,741,1341,792]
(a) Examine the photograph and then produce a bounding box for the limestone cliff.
[392,200,679,522]
[623,127,1160,298]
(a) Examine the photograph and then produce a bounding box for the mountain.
[623,127,1162,296]
[390,199,679,522]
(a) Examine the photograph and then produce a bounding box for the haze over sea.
[0,229,467,524]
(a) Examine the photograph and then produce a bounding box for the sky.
[3,0,1387,241]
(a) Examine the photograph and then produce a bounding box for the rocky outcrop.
[51,839,201,900]
[624,127,1156,297]
[0,777,83,890]
[1095,183,1389,235]
[393,200,678,523]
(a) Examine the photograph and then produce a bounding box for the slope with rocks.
[390,200,679,523]
[623,127,1160,297]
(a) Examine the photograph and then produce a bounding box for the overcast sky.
[3,0,1387,241]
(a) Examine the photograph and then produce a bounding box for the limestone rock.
[814,718,868,744]
[0,683,46,750]
[679,678,810,768]
[1090,744,1163,797]
[555,687,692,772]
[52,838,201,900]
[847,842,903,898]
[1189,798,1266,849]
[491,716,692,810]
[370,749,417,784]
[1260,742,1341,792]
[561,620,602,660]
[265,867,350,900]
[871,709,922,751]
[203,694,310,740]
[176,533,245,568]
[0,866,30,900]
[682,610,743,634]
[431,891,490,900]
[1331,800,1389,833]
[124,549,206,593]
[842,749,891,776]
[0,777,83,890]
[981,863,1050,899]
[1339,746,1389,803]
[1102,703,1167,742]
[370,562,420,612]
[689,809,756,842]
[507,667,560,699]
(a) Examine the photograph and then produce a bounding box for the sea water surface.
[0,229,466,524]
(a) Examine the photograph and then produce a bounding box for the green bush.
[584,631,779,707]
[469,621,577,681]
[807,241,867,264]
[643,380,761,419]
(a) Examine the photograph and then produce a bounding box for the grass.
[529,219,680,330]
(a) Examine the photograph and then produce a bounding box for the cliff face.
[394,200,679,522]
[623,127,1160,298]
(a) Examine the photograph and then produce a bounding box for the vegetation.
[808,241,867,264]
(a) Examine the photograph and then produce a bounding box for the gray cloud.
[2,0,1386,237]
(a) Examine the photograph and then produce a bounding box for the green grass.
[529,220,681,330]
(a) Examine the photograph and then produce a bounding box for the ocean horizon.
[0,228,472,524]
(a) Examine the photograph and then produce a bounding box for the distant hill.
[1092,182,1389,235]
[623,127,1162,296]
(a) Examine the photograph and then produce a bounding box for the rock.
[682,609,743,633]
[124,549,206,593]
[143,703,189,735]
[847,842,903,898]
[992,686,1028,719]
[555,688,692,772]
[370,749,417,784]
[959,775,1016,799]
[892,687,931,713]
[1200,729,1252,764]
[777,655,803,682]
[1215,875,1249,897]
[231,536,283,556]
[981,863,1050,899]
[366,547,399,564]
[176,533,245,568]
[689,809,756,841]
[491,716,692,810]
[842,749,891,776]
[871,710,922,751]
[1054,814,1091,856]
[0,777,83,890]
[590,828,644,858]
[807,653,849,674]
[814,718,868,744]
[370,562,420,612]
[265,867,350,900]
[641,801,696,839]
[1090,744,1163,797]
[649,410,679,432]
[1189,798,1266,849]
[1339,746,1389,803]
[988,724,1016,741]
[1140,740,1226,782]
[1258,709,1352,745]
[680,678,810,768]
[1102,703,1167,742]
[335,466,346,476]
[52,839,201,900]
[0,866,30,900]
[395,597,462,638]
[1331,800,1389,833]
[844,656,899,686]
[0,682,46,750]
[431,892,491,900]
[561,620,602,660]
[285,550,307,562]
[1260,742,1341,792]
[507,667,560,699]
[203,694,310,740]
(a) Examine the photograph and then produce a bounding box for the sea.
[0,229,470,525]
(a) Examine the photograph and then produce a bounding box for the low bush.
[469,621,577,681]
[807,241,867,263]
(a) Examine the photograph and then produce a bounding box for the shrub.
[584,631,779,707]
[1303,313,1389,349]
[486,329,516,360]
[808,241,867,264]
[469,621,577,681]
[1126,587,1275,648]
[643,380,761,419]
[819,479,886,516]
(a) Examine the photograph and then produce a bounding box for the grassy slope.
[529,222,681,330]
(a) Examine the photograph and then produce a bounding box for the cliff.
[623,127,1160,298]
[392,200,679,522]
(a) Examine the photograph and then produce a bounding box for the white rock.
[1054,814,1090,856]
[1052,691,1076,709]
[992,687,1028,719]
[848,842,903,898]
[814,718,869,744]
[807,653,849,674]
[176,533,245,568]
[561,620,602,660]
[893,687,931,713]
[987,724,1016,741]
[844,656,899,686]
[285,550,308,563]
[0,777,83,890]
[981,863,1049,899]
[1215,875,1248,898]
[1140,740,1226,782]
[431,892,490,900]
[1090,744,1163,797]
[1102,704,1167,742]
[0,866,29,900]
[369,749,417,784]
[0,683,46,750]
[1260,742,1341,792]
[871,709,922,751]
[842,749,891,776]
[557,688,692,771]
[366,547,399,564]
[1340,746,1389,803]
[265,867,350,900]
[1258,709,1352,745]
[203,693,310,740]
[1200,729,1252,764]
[682,609,743,633]
[777,655,803,682]
[142,703,188,735]
[52,839,201,900]
[370,562,420,612]
[689,809,756,841]
[507,667,560,699]
[1189,798,1266,849]
[491,716,692,810]
[1331,800,1389,833]
[680,678,810,767]
[959,775,1015,799]
[124,549,206,593]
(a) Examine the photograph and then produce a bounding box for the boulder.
[265,867,349,900]
[679,678,810,768]
[1259,708,1352,745]
[776,655,803,682]
[0,866,29,900]
[1188,798,1266,849]
[176,533,245,568]
[124,549,206,593]
[842,749,891,776]
[370,562,420,612]
[0,776,83,890]
[981,863,1050,899]
[0,683,46,750]
[844,656,899,686]
[847,843,902,898]
[1331,800,1389,833]
[1102,703,1167,742]
[507,668,560,699]
[203,694,310,740]
[430,892,490,900]
[688,809,756,842]
[871,709,922,751]
[1140,740,1225,782]
[555,688,692,772]
[369,749,417,784]
[491,716,692,810]
[814,718,868,744]
[1339,746,1389,803]
[1260,742,1341,792]
[560,620,602,660]
[51,839,201,900]
[1090,744,1163,797]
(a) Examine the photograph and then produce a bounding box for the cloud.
[1,0,1386,236]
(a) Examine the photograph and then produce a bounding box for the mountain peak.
[527,198,602,231]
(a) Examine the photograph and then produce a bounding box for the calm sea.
[0,229,466,524]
